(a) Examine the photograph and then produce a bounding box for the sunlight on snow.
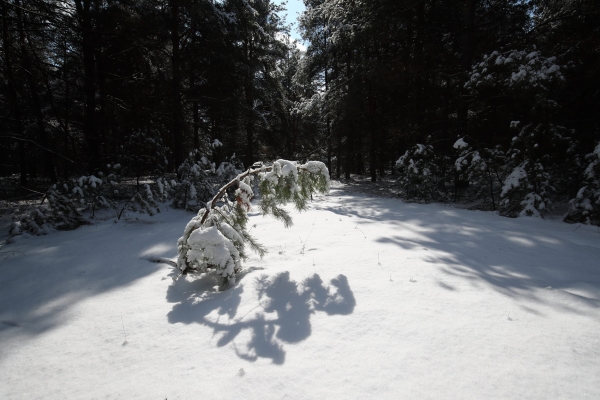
[139,243,174,257]
[505,236,536,247]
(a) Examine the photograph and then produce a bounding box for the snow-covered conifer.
[70,174,116,218]
[9,184,88,239]
[214,153,244,184]
[453,138,508,209]
[395,143,449,202]
[499,124,567,217]
[120,183,161,218]
[176,159,330,290]
[171,151,216,211]
[155,177,172,203]
[564,143,600,225]
[466,48,565,96]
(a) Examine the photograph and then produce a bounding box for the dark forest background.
[2,0,600,223]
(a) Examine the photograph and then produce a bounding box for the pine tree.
[564,143,600,225]
[395,143,449,202]
[176,159,330,290]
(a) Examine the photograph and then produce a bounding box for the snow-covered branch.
[176,159,330,290]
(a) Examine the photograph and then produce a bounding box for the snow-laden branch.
[176,159,330,290]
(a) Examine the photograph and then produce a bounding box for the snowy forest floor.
[1,181,600,399]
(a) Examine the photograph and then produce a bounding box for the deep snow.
[1,186,600,399]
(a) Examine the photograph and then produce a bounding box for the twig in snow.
[0,250,25,256]
[145,256,177,267]
[121,316,128,344]
[299,219,316,255]
[356,227,366,239]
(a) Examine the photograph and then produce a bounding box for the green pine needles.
[176,160,330,290]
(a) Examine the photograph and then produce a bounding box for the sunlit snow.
[1,187,600,398]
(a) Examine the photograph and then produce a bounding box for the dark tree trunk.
[171,0,184,172]
[414,1,425,140]
[1,1,27,187]
[368,91,377,182]
[16,1,57,182]
[191,73,200,150]
[75,0,100,172]
[457,0,477,137]
[244,40,255,167]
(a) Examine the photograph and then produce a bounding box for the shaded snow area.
[2,188,600,399]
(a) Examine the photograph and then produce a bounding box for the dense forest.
[1,0,600,229]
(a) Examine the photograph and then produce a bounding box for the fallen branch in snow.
[144,256,177,267]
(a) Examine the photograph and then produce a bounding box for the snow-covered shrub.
[500,161,551,217]
[46,185,90,229]
[466,47,580,217]
[171,151,217,211]
[498,123,571,217]
[8,167,128,238]
[564,143,600,225]
[176,159,330,290]
[9,205,56,238]
[395,143,448,202]
[454,138,508,209]
[119,183,161,218]
[154,177,173,202]
[70,174,117,218]
[215,153,244,184]
[9,185,88,239]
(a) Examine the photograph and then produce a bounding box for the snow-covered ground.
[1,186,600,399]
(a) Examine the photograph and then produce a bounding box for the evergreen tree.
[177,159,330,290]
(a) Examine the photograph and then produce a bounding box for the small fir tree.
[396,143,449,202]
[171,151,218,211]
[499,123,571,217]
[454,138,508,210]
[564,143,600,225]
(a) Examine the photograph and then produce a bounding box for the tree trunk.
[171,0,184,172]
[457,0,477,137]
[1,1,26,187]
[16,1,57,182]
[368,91,377,182]
[244,39,255,167]
[75,0,100,172]
[190,70,200,150]
[414,1,425,140]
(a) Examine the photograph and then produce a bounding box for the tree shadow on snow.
[0,215,183,343]
[166,271,355,364]
[320,190,600,318]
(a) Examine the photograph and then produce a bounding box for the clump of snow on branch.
[453,138,468,150]
[466,48,564,91]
